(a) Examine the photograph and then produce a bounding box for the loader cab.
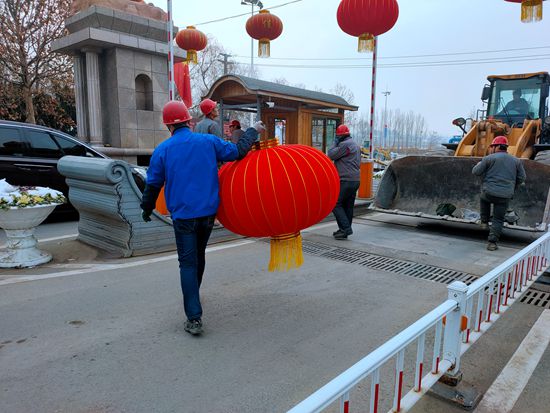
[485,72,550,126]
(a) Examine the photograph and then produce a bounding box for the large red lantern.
[218,140,340,271]
[246,9,283,58]
[175,26,207,64]
[337,0,399,52]
[506,0,545,22]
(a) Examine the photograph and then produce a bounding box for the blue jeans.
[173,215,215,321]
[332,180,360,232]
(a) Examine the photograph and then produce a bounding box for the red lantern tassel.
[521,0,543,22]
[258,38,271,58]
[358,33,374,53]
[269,232,304,272]
[186,49,198,64]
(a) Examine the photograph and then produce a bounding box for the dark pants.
[173,215,215,321]
[333,180,360,233]
[480,192,509,242]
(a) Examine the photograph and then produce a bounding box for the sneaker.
[334,232,348,240]
[487,242,498,251]
[184,319,203,335]
[333,228,353,237]
[480,222,489,231]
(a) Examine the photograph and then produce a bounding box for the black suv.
[0,120,108,217]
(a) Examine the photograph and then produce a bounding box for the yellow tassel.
[521,0,543,22]
[186,50,198,64]
[358,33,374,53]
[268,233,304,272]
[258,39,271,58]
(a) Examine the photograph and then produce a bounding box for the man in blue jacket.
[140,101,265,335]
[472,136,526,251]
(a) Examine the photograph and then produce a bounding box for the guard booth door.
[312,118,338,153]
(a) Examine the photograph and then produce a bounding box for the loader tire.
[535,150,550,165]
[422,148,455,157]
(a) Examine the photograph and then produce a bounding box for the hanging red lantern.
[337,0,399,52]
[246,9,283,58]
[175,26,207,64]
[505,0,545,22]
[217,140,340,271]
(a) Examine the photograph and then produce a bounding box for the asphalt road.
[0,214,547,413]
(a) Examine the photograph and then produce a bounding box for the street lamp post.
[382,90,391,148]
[241,0,263,123]
[167,0,175,100]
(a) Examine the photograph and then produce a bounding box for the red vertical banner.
[174,62,192,108]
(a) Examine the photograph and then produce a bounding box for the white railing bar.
[467,232,550,298]
[392,349,405,412]
[414,334,426,392]
[394,359,453,413]
[369,368,380,413]
[431,319,443,374]
[286,300,457,413]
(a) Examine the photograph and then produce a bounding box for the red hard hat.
[162,100,192,125]
[336,124,350,136]
[199,98,217,115]
[229,120,241,128]
[491,136,509,146]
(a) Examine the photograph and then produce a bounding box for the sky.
[148,0,550,137]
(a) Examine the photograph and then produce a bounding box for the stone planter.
[0,204,59,268]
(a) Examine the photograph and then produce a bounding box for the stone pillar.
[84,49,103,146]
[73,55,88,142]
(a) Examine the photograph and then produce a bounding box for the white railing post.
[443,281,468,375]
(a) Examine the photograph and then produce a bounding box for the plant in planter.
[0,180,66,268]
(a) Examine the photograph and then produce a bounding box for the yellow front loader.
[374,72,550,231]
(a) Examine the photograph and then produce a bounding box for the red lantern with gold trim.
[175,26,207,64]
[217,140,340,271]
[505,0,545,22]
[246,9,283,58]
[337,0,399,52]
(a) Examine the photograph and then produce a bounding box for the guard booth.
[204,75,358,152]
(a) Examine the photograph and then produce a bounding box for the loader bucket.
[373,156,550,231]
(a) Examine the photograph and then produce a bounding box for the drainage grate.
[520,290,550,309]
[301,240,477,285]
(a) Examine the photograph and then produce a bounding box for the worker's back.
[472,152,526,199]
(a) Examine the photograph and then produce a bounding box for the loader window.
[488,78,543,124]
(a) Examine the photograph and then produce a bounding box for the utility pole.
[382,90,391,148]
[218,53,233,75]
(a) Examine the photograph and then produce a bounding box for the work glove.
[253,121,266,133]
[142,209,152,222]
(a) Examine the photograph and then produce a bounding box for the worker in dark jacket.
[140,100,265,335]
[195,98,223,138]
[328,124,361,240]
[472,136,526,251]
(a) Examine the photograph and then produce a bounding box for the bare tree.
[187,36,259,120]
[0,0,72,123]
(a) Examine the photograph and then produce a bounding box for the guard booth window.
[135,74,153,111]
[312,118,338,154]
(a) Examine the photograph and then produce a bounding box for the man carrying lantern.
[195,98,223,138]
[140,100,265,336]
[328,124,361,240]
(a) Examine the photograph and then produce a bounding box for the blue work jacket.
[146,127,239,219]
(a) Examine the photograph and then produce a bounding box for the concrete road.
[0,214,545,413]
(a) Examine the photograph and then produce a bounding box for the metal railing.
[288,232,550,413]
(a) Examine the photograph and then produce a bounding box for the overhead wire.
[193,0,304,26]
[231,45,550,61]
[235,54,550,69]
